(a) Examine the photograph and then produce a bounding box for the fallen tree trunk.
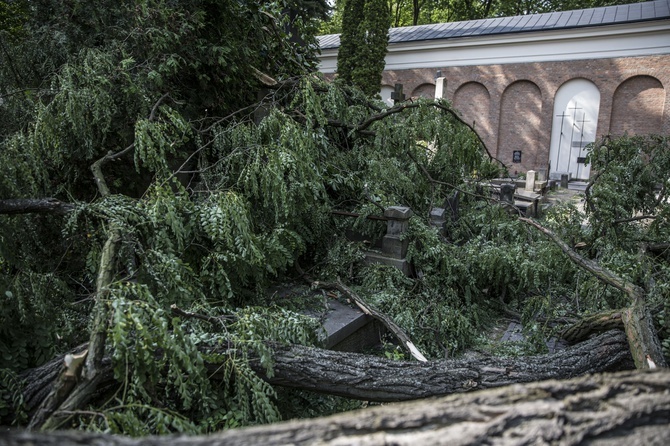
[253,329,631,401]
[0,198,74,215]
[16,329,632,424]
[5,369,669,446]
[561,309,624,343]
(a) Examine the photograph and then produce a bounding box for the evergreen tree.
[336,0,389,96]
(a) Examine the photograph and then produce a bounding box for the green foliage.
[3,0,666,433]
[0,269,85,372]
[322,0,646,30]
[0,369,27,425]
[585,135,670,357]
[337,0,390,96]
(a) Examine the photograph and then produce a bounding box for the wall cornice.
[317,21,670,73]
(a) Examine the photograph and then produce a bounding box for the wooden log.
[15,329,632,427]
[4,369,669,446]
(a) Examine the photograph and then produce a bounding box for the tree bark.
[4,369,669,446]
[561,309,623,343]
[16,329,633,425]
[29,230,121,430]
[252,329,632,401]
[0,198,74,215]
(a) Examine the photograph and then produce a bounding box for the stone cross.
[391,83,406,104]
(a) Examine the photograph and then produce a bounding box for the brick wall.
[381,55,670,176]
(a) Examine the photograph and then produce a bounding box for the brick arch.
[610,75,665,135]
[549,78,600,180]
[453,82,492,143]
[497,80,542,173]
[411,83,436,99]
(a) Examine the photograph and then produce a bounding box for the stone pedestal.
[382,206,412,259]
[435,77,447,100]
[525,170,536,191]
[430,207,446,233]
[364,206,413,276]
[560,174,570,188]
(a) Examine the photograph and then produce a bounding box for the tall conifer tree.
[337,0,389,97]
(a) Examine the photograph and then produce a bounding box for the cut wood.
[4,369,669,446]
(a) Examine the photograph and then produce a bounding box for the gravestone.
[435,77,447,100]
[430,207,446,234]
[525,170,536,191]
[364,206,413,275]
[560,173,570,188]
[391,83,406,104]
[382,206,412,259]
[500,183,515,204]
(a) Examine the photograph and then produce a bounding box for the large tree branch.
[354,100,497,161]
[520,217,667,369]
[0,198,74,215]
[313,279,428,362]
[252,329,631,401]
[519,218,645,299]
[8,369,668,445]
[17,329,632,426]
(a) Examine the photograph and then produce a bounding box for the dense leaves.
[337,0,390,96]
[321,0,648,32]
[0,0,668,437]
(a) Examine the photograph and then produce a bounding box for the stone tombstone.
[435,77,447,100]
[560,173,570,188]
[430,207,445,225]
[391,83,406,104]
[384,206,412,235]
[525,170,536,191]
[430,207,446,235]
[500,183,515,204]
[382,206,413,259]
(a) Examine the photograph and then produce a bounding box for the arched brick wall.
[453,82,492,146]
[498,81,542,174]
[411,83,436,99]
[379,55,670,176]
[610,75,665,135]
